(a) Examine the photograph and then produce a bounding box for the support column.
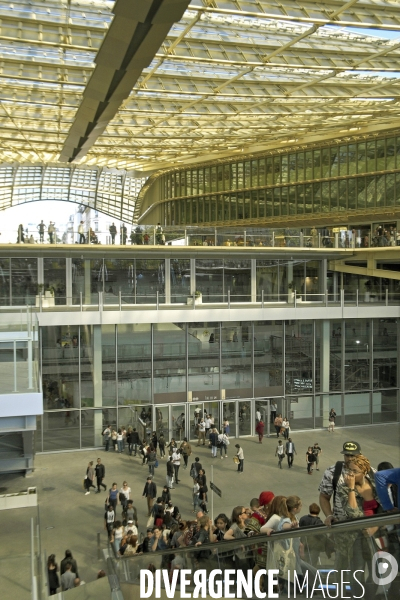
[93,325,103,446]
[37,257,44,286]
[165,258,171,304]
[22,429,34,476]
[320,320,330,427]
[251,259,256,302]
[84,260,91,305]
[190,258,196,294]
[66,258,72,306]
[287,261,294,302]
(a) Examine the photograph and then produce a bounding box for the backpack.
[190,464,196,478]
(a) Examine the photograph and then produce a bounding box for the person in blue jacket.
[375,462,399,510]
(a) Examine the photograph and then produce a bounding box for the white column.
[320,320,330,427]
[66,258,72,306]
[251,259,256,302]
[93,325,103,446]
[165,258,171,304]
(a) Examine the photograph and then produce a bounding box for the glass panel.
[238,399,251,435]
[204,167,210,193]
[259,158,266,185]
[290,395,313,429]
[231,163,237,190]
[217,165,223,191]
[192,170,198,195]
[42,325,80,411]
[153,324,186,405]
[211,166,217,192]
[102,324,116,407]
[223,164,230,190]
[266,156,273,185]
[237,162,244,188]
[188,321,220,402]
[222,401,236,437]
[297,152,304,181]
[0,257,10,305]
[170,258,190,303]
[344,391,370,425]
[186,170,191,196]
[195,259,224,302]
[285,320,313,395]
[43,258,66,305]
[117,324,152,403]
[367,140,376,172]
[225,259,251,302]
[171,404,186,443]
[376,138,385,171]
[221,322,252,397]
[43,411,80,451]
[237,192,244,219]
[344,318,370,391]
[244,191,250,219]
[244,161,251,187]
[251,160,258,186]
[11,257,37,306]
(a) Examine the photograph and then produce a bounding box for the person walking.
[84,460,96,494]
[107,483,119,512]
[166,456,175,489]
[104,505,115,539]
[172,448,181,483]
[328,408,336,432]
[37,220,46,243]
[235,443,244,473]
[312,442,322,471]
[78,221,85,244]
[142,476,157,517]
[147,446,157,476]
[95,458,106,493]
[274,414,283,437]
[285,437,297,468]
[179,438,192,468]
[47,554,59,595]
[116,429,123,453]
[109,223,117,244]
[158,432,166,458]
[197,419,206,446]
[255,419,264,443]
[209,428,219,457]
[218,431,229,458]
[119,481,131,514]
[61,562,76,591]
[275,439,285,469]
[306,446,317,474]
[102,424,111,451]
[282,416,290,440]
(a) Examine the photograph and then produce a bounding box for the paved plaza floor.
[1,423,399,599]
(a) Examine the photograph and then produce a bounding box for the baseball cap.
[340,441,361,456]
[147,476,153,480]
[127,520,134,524]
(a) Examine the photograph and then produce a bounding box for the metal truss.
[1,1,400,173]
[0,164,146,222]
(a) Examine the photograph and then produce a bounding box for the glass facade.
[160,133,400,225]
[37,317,399,451]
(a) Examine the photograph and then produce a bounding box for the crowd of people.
[47,424,399,596]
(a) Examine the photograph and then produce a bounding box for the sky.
[1,201,75,243]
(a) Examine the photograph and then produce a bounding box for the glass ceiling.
[1,0,400,172]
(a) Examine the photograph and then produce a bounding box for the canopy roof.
[1,0,400,172]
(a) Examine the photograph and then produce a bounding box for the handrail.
[113,512,400,562]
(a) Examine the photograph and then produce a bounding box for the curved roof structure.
[1,0,400,176]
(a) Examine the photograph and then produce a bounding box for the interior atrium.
[0,0,400,471]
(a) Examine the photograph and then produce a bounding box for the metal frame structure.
[1,1,400,175]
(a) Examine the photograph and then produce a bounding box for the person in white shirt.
[235,444,244,473]
[119,481,131,513]
[197,419,206,446]
[124,520,138,536]
[172,449,181,483]
[285,438,297,468]
[218,432,229,458]
[204,415,211,438]
[256,409,261,423]
[270,402,277,423]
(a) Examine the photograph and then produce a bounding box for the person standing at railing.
[48,221,55,243]
[109,222,117,244]
[17,223,25,243]
[78,221,85,244]
[120,223,127,245]
[37,220,46,243]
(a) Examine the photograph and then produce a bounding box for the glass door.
[171,404,186,443]
[154,405,168,439]
[204,401,220,433]
[238,399,252,436]
[222,401,236,437]
[255,399,270,437]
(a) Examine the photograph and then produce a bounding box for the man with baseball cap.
[318,441,363,525]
